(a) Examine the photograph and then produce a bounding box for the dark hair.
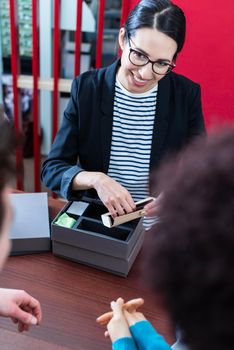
[148,128,234,350]
[0,111,15,231]
[124,0,186,59]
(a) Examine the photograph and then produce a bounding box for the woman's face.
[0,188,12,270]
[118,27,178,93]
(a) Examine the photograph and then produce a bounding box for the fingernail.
[30,315,38,325]
[139,209,147,216]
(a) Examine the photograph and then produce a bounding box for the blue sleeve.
[112,337,138,350]
[130,320,171,350]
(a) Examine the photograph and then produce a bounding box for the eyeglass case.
[101,197,155,228]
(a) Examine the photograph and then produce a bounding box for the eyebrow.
[132,44,171,63]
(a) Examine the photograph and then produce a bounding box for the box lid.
[9,192,51,255]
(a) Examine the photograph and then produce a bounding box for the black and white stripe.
[108,78,159,229]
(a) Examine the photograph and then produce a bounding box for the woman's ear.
[118,27,126,51]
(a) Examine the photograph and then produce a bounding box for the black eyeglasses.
[127,35,176,75]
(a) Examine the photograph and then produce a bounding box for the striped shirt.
[107,78,158,229]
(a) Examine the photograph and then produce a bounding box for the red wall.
[129,0,234,129]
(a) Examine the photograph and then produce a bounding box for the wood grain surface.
[0,198,175,349]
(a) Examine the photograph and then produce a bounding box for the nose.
[138,63,154,80]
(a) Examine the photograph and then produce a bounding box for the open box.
[51,197,145,276]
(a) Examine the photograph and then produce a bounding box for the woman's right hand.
[104,298,146,342]
[106,298,132,343]
[93,172,136,217]
[0,288,42,332]
[73,171,136,217]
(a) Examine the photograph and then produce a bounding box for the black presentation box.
[51,198,145,277]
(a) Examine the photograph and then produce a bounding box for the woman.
[0,119,42,332]
[98,128,234,350]
[41,0,205,219]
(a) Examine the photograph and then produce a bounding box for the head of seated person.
[0,116,15,269]
[148,128,234,350]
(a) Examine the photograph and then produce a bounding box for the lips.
[131,72,149,87]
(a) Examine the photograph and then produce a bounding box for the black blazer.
[41,60,205,199]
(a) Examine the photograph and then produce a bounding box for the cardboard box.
[51,198,145,276]
[9,192,51,255]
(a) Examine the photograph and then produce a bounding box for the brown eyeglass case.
[101,197,155,228]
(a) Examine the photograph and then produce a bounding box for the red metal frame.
[74,0,83,76]
[9,0,24,190]
[120,0,130,27]
[51,0,61,198]
[32,0,40,192]
[117,0,131,57]
[95,0,105,68]
[8,0,133,192]
[52,0,60,142]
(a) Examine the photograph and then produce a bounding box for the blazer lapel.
[100,60,120,173]
[150,74,170,170]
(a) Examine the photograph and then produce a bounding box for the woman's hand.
[0,288,42,332]
[102,297,147,341]
[96,297,144,325]
[144,193,164,217]
[123,309,146,326]
[73,171,136,217]
[106,298,132,342]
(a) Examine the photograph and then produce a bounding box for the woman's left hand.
[144,193,164,217]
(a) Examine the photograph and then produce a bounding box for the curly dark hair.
[0,111,15,232]
[148,128,234,350]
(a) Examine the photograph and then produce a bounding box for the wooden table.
[0,198,175,350]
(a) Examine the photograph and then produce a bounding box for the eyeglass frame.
[126,33,176,75]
